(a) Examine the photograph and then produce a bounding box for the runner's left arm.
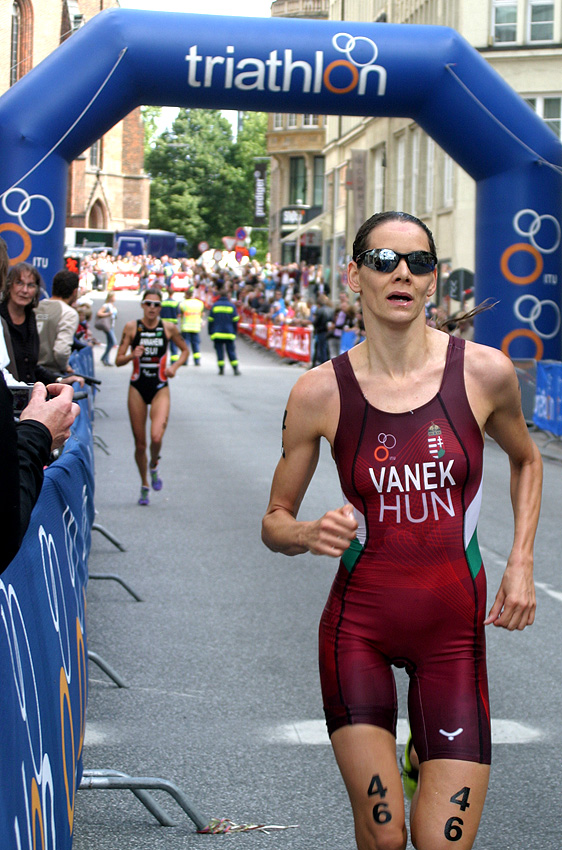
[482,352,542,630]
[165,322,188,375]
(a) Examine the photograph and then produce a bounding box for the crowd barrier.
[238,308,363,364]
[239,307,312,363]
[0,347,95,850]
[533,360,562,436]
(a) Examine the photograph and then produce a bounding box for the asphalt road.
[74,292,562,849]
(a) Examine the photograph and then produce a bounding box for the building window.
[492,0,517,44]
[443,153,454,207]
[529,0,554,42]
[526,95,561,138]
[303,114,318,127]
[313,156,324,207]
[10,2,21,86]
[425,138,434,211]
[337,164,348,208]
[10,0,33,85]
[373,146,385,214]
[89,139,102,170]
[410,129,420,214]
[288,114,297,128]
[395,136,405,211]
[289,157,306,205]
[273,113,284,130]
[325,171,334,214]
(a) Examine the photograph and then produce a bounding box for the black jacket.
[0,372,51,573]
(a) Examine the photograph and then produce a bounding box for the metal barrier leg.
[80,770,176,826]
[93,435,111,455]
[89,573,142,601]
[92,523,126,551]
[87,651,128,688]
[79,768,208,830]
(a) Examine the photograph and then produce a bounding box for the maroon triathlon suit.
[319,336,491,765]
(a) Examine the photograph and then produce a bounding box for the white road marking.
[83,724,111,745]
[479,545,506,568]
[535,581,562,604]
[270,718,542,746]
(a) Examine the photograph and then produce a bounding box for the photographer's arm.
[15,383,80,561]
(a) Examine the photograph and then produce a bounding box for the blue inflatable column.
[0,149,68,286]
[474,162,562,360]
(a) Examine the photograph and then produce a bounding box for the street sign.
[198,241,209,252]
[222,236,237,251]
[448,268,474,301]
[235,227,247,241]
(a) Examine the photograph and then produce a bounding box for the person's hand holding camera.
[19,382,80,449]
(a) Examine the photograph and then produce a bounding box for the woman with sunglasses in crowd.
[262,211,542,850]
[116,288,187,506]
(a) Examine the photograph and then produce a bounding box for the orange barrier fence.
[238,307,311,363]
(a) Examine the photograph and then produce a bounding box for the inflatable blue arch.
[0,8,561,357]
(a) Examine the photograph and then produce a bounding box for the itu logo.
[0,187,55,265]
[500,208,561,358]
[501,209,561,286]
[373,432,396,462]
[184,33,387,97]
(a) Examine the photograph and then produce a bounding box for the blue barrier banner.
[339,330,358,353]
[0,353,94,849]
[533,361,562,435]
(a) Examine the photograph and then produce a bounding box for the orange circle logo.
[501,328,544,360]
[500,243,543,285]
[374,445,389,462]
[323,60,359,94]
[0,222,32,264]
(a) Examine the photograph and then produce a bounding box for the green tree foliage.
[141,105,162,156]
[145,109,268,257]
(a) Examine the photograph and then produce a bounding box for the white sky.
[117,0,274,131]
[118,0,273,17]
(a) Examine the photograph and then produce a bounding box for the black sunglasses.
[355,248,437,275]
[143,301,162,308]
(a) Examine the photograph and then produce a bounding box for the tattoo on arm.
[281,409,287,458]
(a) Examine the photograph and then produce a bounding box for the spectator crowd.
[77,250,368,365]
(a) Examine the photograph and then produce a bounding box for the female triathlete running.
[116,288,187,505]
[262,211,542,850]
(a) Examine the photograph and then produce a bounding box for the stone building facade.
[320,0,562,300]
[267,0,330,264]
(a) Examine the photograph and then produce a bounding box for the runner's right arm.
[115,321,143,366]
[262,368,357,557]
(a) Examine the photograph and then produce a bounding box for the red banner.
[169,272,192,291]
[109,271,139,290]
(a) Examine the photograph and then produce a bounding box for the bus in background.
[65,228,188,259]
[114,229,188,258]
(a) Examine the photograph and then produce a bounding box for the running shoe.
[138,486,150,506]
[150,465,163,491]
[401,733,419,801]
